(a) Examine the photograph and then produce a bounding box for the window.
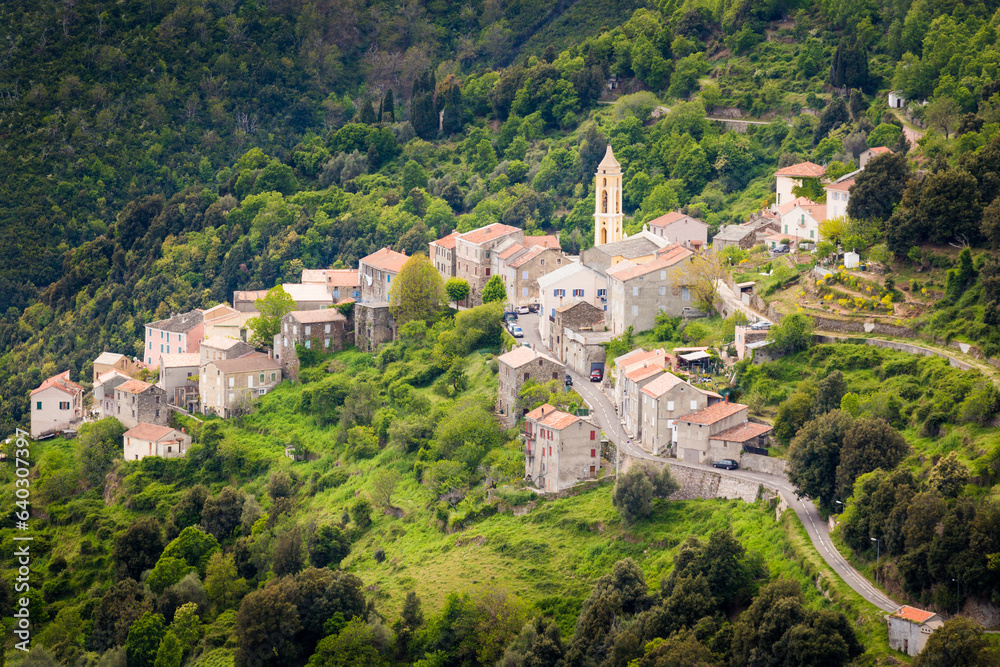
[36,401,41,410]
[632,306,638,316]
[167,446,172,453]
[590,431,596,441]
[810,230,815,239]
[59,401,69,410]
[522,288,528,297]
[333,289,340,298]
[632,286,639,296]
[660,270,666,280]
[555,289,565,297]
[485,268,490,276]
[659,286,666,296]
[305,325,311,335]
[149,342,152,350]
[784,225,788,234]
[155,396,160,404]
[387,275,392,283]
[248,374,254,388]
[325,324,331,333]
[325,337,331,348]
[522,270,528,280]
[598,289,606,297]
[229,377,235,388]
[167,333,170,342]
[800,214,805,225]
[305,340,311,349]
[690,400,698,410]
[271,372,277,382]
[160,344,164,353]
[573,289,584,297]
[591,449,596,457]
[259,373,265,383]
[166,346,170,354]
[682,288,690,301]
[160,330,163,339]
[155,409,160,418]
[551,308,555,317]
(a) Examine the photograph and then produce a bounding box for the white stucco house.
[774,161,825,208]
[886,606,942,657]
[30,371,85,438]
[123,423,192,461]
[537,262,608,343]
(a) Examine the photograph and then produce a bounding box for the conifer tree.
[382,89,395,122]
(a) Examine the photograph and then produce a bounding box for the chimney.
[181,427,185,434]
[725,394,729,403]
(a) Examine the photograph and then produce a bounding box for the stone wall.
[354,302,395,353]
[813,335,975,371]
[740,453,788,476]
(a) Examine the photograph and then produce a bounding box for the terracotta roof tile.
[31,371,84,397]
[118,379,155,394]
[124,423,181,442]
[287,309,347,324]
[867,146,893,155]
[202,336,249,351]
[497,243,526,261]
[213,352,281,373]
[300,269,328,284]
[326,269,361,287]
[640,372,686,398]
[160,353,200,368]
[606,245,692,281]
[777,197,819,216]
[361,247,409,273]
[626,365,664,382]
[460,223,520,246]
[497,346,559,369]
[431,231,462,250]
[541,411,580,430]
[510,246,551,268]
[525,235,560,249]
[677,401,748,425]
[775,161,825,178]
[710,422,773,442]
[525,403,557,421]
[825,177,855,192]
[891,606,938,624]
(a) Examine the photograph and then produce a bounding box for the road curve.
[519,312,899,613]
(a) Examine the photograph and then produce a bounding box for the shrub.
[374,548,386,563]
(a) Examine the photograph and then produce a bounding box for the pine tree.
[358,98,377,124]
[382,89,395,123]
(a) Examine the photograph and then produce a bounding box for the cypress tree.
[382,89,395,122]
[358,98,377,124]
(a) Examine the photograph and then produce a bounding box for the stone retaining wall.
[814,335,975,371]
[741,453,788,476]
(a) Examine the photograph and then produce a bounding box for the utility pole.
[871,537,880,584]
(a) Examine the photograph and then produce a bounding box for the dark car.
[565,374,573,387]
[713,459,739,470]
[590,368,603,382]
[503,311,518,322]
[528,303,540,313]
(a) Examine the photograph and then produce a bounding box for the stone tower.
[594,145,623,247]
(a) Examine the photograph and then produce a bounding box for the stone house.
[325,269,362,303]
[455,223,523,306]
[579,231,667,275]
[562,328,615,377]
[94,370,131,419]
[537,262,608,343]
[497,346,563,428]
[92,352,142,382]
[674,400,751,463]
[30,371,85,438]
[200,353,282,418]
[606,244,693,336]
[144,310,204,368]
[639,372,721,456]
[123,423,192,461]
[711,213,780,252]
[549,301,605,362]
[354,302,395,352]
[274,309,351,378]
[115,379,169,430]
[429,231,461,282]
[301,269,327,284]
[622,363,668,440]
[233,290,268,312]
[774,161,824,208]
[359,247,409,303]
[886,606,943,657]
[523,403,601,492]
[496,243,567,308]
[646,211,708,250]
[157,353,200,412]
[200,336,255,367]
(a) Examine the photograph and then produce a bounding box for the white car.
[517,305,530,314]
[511,326,524,338]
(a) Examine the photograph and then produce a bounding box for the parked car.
[590,368,603,382]
[713,459,739,470]
[517,305,530,314]
[772,244,790,254]
[528,303,540,313]
[511,326,524,338]
[749,320,771,330]
[565,374,573,387]
[503,311,518,322]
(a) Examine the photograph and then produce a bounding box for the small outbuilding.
[844,251,860,269]
[886,606,942,657]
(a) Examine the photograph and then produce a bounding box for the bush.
[373,548,386,563]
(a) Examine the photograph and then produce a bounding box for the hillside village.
[29,141,892,483]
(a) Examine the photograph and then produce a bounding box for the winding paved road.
[519,312,899,613]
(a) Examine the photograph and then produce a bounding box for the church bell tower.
[594,145,623,247]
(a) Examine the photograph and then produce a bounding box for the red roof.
[626,364,664,382]
[825,177,855,192]
[30,371,84,397]
[710,422,773,443]
[892,606,938,624]
[777,197,819,216]
[118,379,155,394]
[606,244,692,281]
[775,161,825,178]
[541,411,580,430]
[361,247,408,273]
[510,246,551,268]
[497,243,526,261]
[677,401,747,425]
[460,223,520,245]
[326,269,360,288]
[124,423,180,442]
[525,234,560,250]
[525,403,557,421]
[431,231,461,250]
[866,146,893,155]
[640,372,685,398]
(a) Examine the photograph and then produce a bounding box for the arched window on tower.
[616,194,620,214]
[601,226,607,244]
[602,190,608,213]
[603,178,607,187]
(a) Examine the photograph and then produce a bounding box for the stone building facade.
[524,403,601,492]
[454,223,522,306]
[647,211,708,250]
[639,372,721,456]
[114,379,169,430]
[274,309,351,378]
[359,247,408,303]
[94,370,131,419]
[158,353,200,412]
[354,302,395,352]
[200,353,282,418]
[607,244,693,336]
[497,346,563,428]
[549,301,606,363]
[674,400,750,463]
